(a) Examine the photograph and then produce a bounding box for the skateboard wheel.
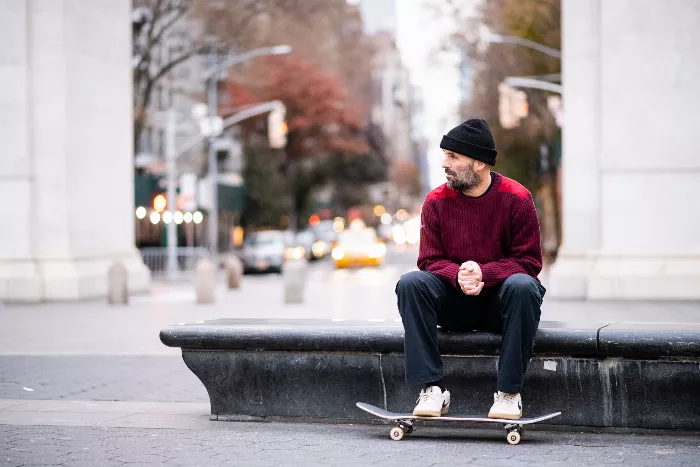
[389,427,405,441]
[506,430,521,445]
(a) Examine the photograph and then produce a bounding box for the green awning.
[134,174,162,207]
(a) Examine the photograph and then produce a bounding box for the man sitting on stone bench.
[396,119,545,420]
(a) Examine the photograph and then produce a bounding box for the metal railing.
[135,211,238,253]
[140,246,211,278]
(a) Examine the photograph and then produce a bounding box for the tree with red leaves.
[254,55,369,161]
[235,55,372,229]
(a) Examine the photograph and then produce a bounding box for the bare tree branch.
[132,0,201,154]
[133,0,165,83]
[151,2,189,49]
[151,48,199,83]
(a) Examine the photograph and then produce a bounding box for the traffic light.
[498,83,529,129]
[268,105,287,149]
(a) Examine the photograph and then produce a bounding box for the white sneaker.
[413,386,450,417]
[488,391,522,420]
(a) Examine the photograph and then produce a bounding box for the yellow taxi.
[331,227,387,269]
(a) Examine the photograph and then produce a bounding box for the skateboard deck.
[356,402,561,444]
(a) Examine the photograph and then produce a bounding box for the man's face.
[442,150,482,192]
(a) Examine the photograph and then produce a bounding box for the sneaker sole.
[412,411,440,417]
[487,411,522,420]
[413,406,449,417]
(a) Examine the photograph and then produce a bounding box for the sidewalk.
[0,270,404,356]
[0,355,207,402]
[1,400,699,467]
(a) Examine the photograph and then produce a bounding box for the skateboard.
[356,402,561,445]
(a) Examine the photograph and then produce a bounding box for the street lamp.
[202,45,292,78]
[485,32,561,60]
[485,31,562,97]
[503,76,562,94]
[487,32,563,128]
[202,45,291,263]
[484,31,561,92]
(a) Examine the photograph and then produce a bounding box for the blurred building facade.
[133,14,243,177]
[360,0,425,210]
[134,15,207,175]
[370,31,414,166]
[410,87,431,199]
[132,8,243,251]
[548,0,700,299]
[0,0,150,302]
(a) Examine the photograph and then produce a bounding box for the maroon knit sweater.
[417,172,542,290]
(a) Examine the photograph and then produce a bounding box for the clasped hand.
[458,261,484,296]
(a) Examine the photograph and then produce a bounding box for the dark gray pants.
[396,270,544,394]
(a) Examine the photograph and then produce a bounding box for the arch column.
[0,0,150,302]
[548,0,700,299]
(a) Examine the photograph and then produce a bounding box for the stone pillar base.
[0,251,150,303]
[548,254,700,300]
[545,254,595,299]
[0,261,43,302]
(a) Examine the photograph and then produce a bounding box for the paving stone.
[0,356,207,403]
[1,419,699,466]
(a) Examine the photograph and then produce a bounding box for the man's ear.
[473,160,487,171]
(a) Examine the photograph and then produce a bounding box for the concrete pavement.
[0,356,207,402]
[0,257,409,356]
[1,402,699,467]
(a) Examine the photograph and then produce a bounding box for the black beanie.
[440,118,497,166]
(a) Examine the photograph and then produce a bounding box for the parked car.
[242,230,288,274]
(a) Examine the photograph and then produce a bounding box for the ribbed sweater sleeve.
[416,198,461,288]
[478,193,543,288]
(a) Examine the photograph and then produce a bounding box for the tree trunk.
[133,78,155,157]
[134,113,145,155]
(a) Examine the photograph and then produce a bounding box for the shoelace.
[497,393,518,406]
[416,390,440,404]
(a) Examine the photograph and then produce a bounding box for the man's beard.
[446,162,481,192]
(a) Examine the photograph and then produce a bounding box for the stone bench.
[160,319,700,430]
